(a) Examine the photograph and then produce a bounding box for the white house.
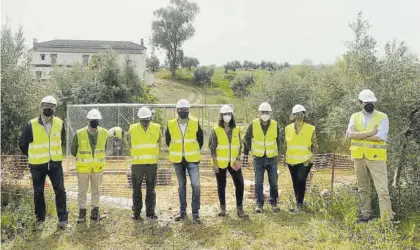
[29,39,147,79]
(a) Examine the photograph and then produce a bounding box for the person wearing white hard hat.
[284,104,318,212]
[19,96,68,230]
[346,89,393,222]
[243,101,281,213]
[127,107,161,220]
[71,109,109,223]
[165,99,204,223]
[208,105,248,218]
[108,127,125,157]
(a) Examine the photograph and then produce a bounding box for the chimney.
[33,38,38,49]
[140,38,144,47]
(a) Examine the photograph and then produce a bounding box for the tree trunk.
[171,67,176,80]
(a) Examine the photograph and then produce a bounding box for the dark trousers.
[215,164,244,207]
[287,163,312,205]
[131,164,158,216]
[30,162,67,222]
[253,156,279,206]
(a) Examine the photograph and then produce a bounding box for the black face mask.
[89,120,99,128]
[140,120,150,127]
[43,108,54,117]
[364,103,375,113]
[178,111,189,120]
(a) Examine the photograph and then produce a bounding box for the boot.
[192,214,201,224]
[174,211,187,222]
[91,207,99,222]
[57,212,69,229]
[237,206,248,218]
[255,205,263,213]
[132,214,142,221]
[146,211,158,220]
[218,205,227,217]
[77,209,87,224]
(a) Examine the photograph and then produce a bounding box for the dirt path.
[152,79,203,104]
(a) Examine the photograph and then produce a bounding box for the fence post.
[330,152,336,194]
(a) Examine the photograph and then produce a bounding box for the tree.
[1,24,57,153]
[151,0,199,80]
[231,74,254,97]
[146,54,160,72]
[181,56,200,70]
[224,60,242,73]
[193,66,214,85]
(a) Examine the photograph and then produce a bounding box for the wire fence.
[1,153,355,211]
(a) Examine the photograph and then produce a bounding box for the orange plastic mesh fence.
[1,154,355,209]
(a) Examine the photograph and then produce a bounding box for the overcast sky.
[2,0,419,65]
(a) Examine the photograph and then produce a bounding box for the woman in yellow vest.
[285,104,317,211]
[209,105,247,218]
[71,109,108,223]
[346,89,393,222]
[19,96,68,230]
[165,99,204,224]
[128,107,160,220]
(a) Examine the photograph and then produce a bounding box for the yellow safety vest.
[129,122,160,164]
[76,127,108,173]
[168,117,201,163]
[285,123,315,165]
[350,111,388,161]
[28,117,63,165]
[251,119,278,158]
[215,126,240,169]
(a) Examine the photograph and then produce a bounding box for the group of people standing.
[19,88,393,229]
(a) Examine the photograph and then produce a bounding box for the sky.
[2,0,419,66]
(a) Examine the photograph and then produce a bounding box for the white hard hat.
[358,89,377,102]
[137,107,152,119]
[292,104,306,114]
[258,102,272,112]
[86,109,102,120]
[40,96,57,105]
[219,105,234,114]
[176,99,191,108]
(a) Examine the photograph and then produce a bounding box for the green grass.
[2,187,418,249]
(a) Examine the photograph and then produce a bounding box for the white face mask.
[223,115,232,123]
[260,114,270,122]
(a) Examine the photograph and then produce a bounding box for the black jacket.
[19,116,66,165]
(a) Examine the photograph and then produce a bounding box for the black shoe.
[255,206,263,213]
[174,211,187,222]
[192,214,201,224]
[132,214,142,221]
[271,205,280,213]
[357,216,372,223]
[91,207,100,222]
[77,209,87,224]
[146,212,158,220]
[218,205,227,217]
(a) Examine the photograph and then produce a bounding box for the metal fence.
[66,103,232,156]
[1,153,355,211]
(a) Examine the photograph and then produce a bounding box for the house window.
[50,54,57,65]
[82,55,89,66]
[40,54,45,60]
[36,71,42,79]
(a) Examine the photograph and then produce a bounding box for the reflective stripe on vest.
[129,123,160,164]
[168,118,201,163]
[215,126,240,169]
[76,127,108,173]
[285,123,314,165]
[350,111,388,161]
[28,117,63,165]
[251,119,278,158]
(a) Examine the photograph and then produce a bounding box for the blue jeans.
[174,162,201,214]
[253,156,279,206]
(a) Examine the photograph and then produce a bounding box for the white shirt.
[346,112,389,141]
[41,116,52,136]
[178,120,188,136]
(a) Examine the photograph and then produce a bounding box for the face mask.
[223,115,232,123]
[89,120,99,128]
[43,108,54,117]
[364,103,375,113]
[178,111,189,120]
[260,114,270,122]
[140,120,150,127]
[294,113,305,121]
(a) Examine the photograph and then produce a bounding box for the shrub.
[230,74,254,97]
[193,66,215,85]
